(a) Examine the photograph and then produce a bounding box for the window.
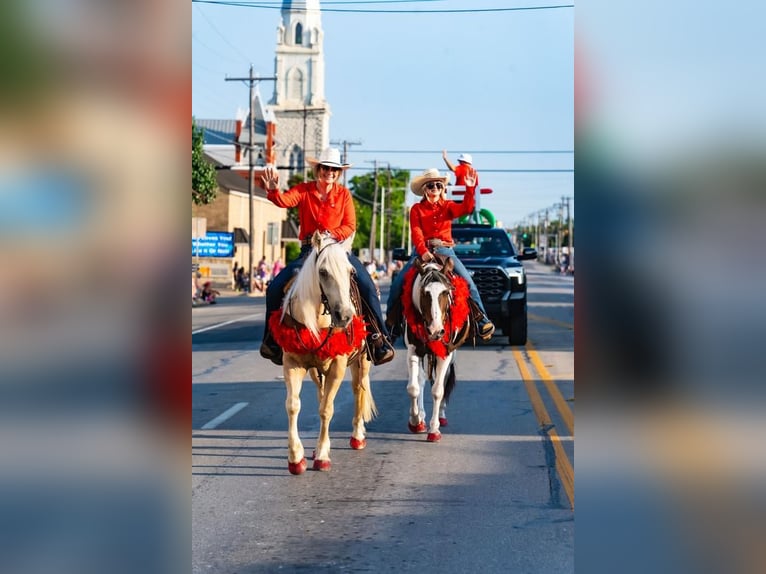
[294,23,303,45]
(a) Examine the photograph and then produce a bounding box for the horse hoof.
[288,458,307,475]
[408,421,427,433]
[313,458,331,471]
[349,436,367,450]
[439,417,448,427]
[426,432,442,442]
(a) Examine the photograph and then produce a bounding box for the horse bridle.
[286,239,358,353]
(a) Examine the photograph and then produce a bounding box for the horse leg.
[313,359,347,471]
[427,354,453,442]
[349,355,376,450]
[284,364,308,474]
[406,345,427,433]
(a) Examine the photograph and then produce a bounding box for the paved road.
[193,261,574,573]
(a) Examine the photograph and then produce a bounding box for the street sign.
[192,231,235,257]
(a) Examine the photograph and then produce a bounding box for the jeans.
[386,246,487,315]
[263,245,386,338]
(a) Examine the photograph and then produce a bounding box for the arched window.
[287,68,304,101]
[288,145,304,174]
[294,23,303,45]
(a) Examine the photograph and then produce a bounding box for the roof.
[196,91,270,146]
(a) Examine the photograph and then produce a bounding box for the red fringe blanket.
[401,266,470,359]
[269,311,368,360]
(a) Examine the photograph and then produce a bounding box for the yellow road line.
[513,348,574,510]
[528,312,573,330]
[526,342,574,435]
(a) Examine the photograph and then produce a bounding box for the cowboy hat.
[306,147,351,170]
[410,168,450,196]
[457,153,473,165]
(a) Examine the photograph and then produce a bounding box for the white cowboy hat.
[410,168,450,196]
[457,153,473,165]
[306,147,351,170]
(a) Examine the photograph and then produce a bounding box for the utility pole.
[226,65,276,294]
[564,195,573,269]
[330,138,361,188]
[302,105,308,180]
[368,160,378,262]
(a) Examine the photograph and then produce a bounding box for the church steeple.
[269,1,330,178]
[272,0,326,108]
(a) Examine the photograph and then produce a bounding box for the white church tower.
[270,0,331,180]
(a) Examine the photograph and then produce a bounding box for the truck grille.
[470,268,509,303]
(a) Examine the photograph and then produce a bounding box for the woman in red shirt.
[258,148,395,366]
[385,168,495,340]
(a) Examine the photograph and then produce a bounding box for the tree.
[348,168,408,255]
[192,119,218,205]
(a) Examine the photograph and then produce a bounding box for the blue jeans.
[387,246,487,315]
[263,245,386,339]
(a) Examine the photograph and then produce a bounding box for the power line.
[191,1,574,14]
[344,167,573,173]
[351,149,574,154]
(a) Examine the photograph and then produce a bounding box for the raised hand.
[260,165,280,191]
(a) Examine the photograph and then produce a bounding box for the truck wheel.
[508,307,528,346]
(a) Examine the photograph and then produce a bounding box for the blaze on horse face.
[313,231,356,329]
[415,257,455,341]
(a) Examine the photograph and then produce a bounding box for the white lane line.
[192,313,262,335]
[201,402,249,430]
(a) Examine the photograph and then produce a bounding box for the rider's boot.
[385,299,403,343]
[368,332,395,366]
[468,298,495,341]
[259,328,283,366]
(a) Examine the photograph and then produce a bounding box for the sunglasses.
[424,182,444,191]
[319,165,341,173]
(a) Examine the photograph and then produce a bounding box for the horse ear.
[414,257,425,274]
[443,257,454,274]
[311,230,322,251]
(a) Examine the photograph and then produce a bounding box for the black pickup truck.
[450,224,536,345]
[393,224,536,345]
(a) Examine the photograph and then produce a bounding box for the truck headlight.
[505,267,525,285]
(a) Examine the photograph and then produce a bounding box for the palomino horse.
[401,257,471,442]
[268,231,376,474]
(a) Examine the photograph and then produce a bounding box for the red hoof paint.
[408,421,427,433]
[439,417,448,427]
[349,436,367,450]
[313,458,331,471]
[426,432,442,442]
[288,458,307,475]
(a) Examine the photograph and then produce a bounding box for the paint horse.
[268,231,377,474]
[401,256,471,442]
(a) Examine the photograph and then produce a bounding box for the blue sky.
[192,1,574,227]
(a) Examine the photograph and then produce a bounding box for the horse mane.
[283,236,352,338]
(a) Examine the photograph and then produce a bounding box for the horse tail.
[359,377,378,422]
[444,361,457,405]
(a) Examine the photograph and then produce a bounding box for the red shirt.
[454,162,478,188]
[267,181,356,241]
[410,187,475,257]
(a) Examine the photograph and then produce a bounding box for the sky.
[192,1,574,228]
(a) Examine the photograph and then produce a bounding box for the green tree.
[348,168,408,255]
[192,119,218,205]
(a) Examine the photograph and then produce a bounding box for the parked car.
[393,225,537,345]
